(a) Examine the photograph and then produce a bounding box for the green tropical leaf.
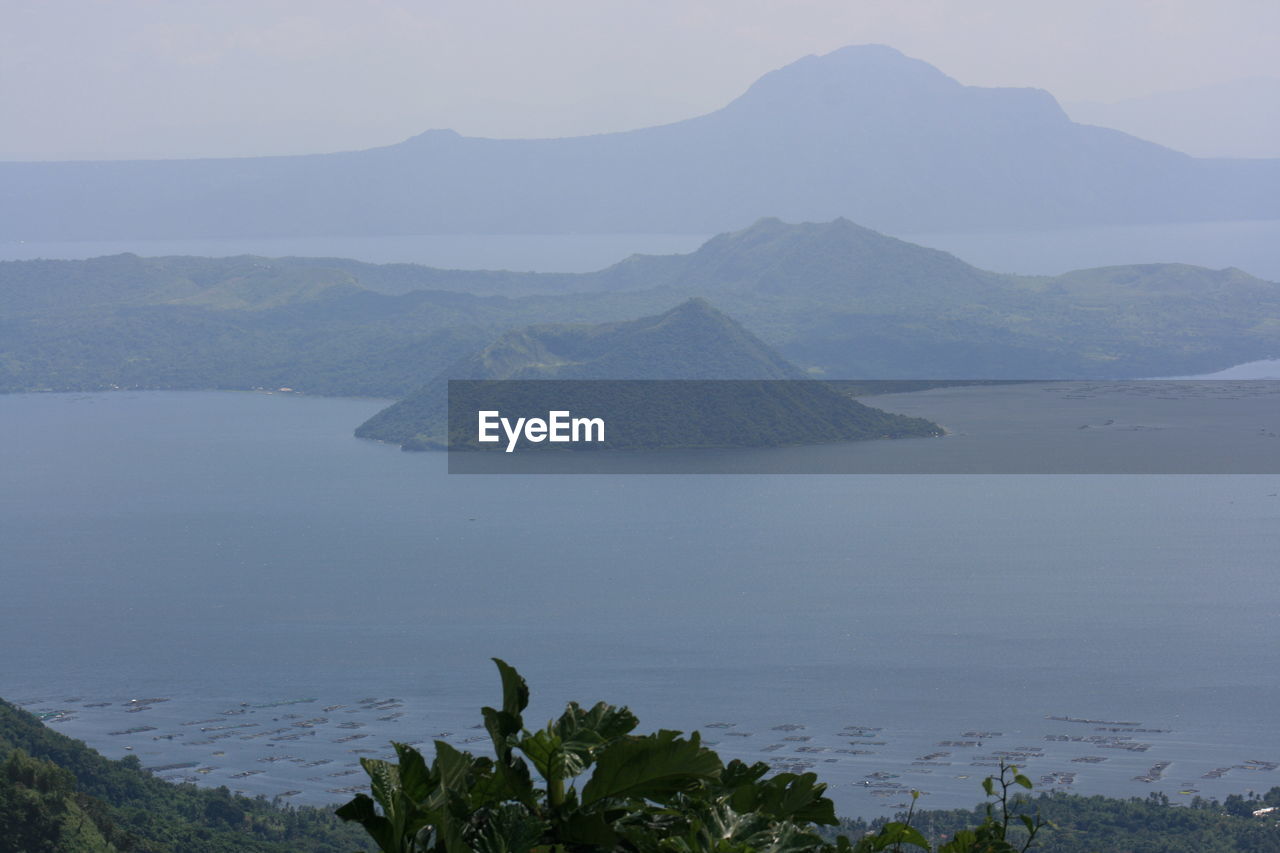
[581,730,722,806]
[556,809,621,847]
[361,758,400,813]
[483,707,522,757]
[492,658,529,718]
[468,758,524,809]
[469,803,548,853]
[734,771,836,826]
[335,793,399,853]
[556,700,638,743]
[482,704,537,808]
[858,821,931,851]
[747,819,833,853]
[391,741,433,804]
[433,741,471,784]
[521,729,582,785]
[721,759,771,789]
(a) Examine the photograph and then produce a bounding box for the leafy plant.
[338,659,1043,852]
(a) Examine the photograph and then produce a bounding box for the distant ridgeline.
[3,45,1279,240]
[354,299,940,451]
[3,218,1279,404]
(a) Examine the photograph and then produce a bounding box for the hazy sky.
[4,0,1278,160]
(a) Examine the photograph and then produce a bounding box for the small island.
[354,299,942,452]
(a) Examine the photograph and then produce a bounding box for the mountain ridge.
[3,217,1279,394]
[4,45,1278,240]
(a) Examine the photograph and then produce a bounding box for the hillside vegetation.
[3,219,1279,400]
[0,698,365,852]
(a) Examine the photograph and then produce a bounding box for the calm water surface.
[2,391,1278,816]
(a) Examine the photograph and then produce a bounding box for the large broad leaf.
[483,707,522,759]
[855,821,932,852]
[744,820,834,853]
[391,742,434,805]
[482,705,536,808]
[491,658,529,718]
[721,759,771,789]
[521,728,587,786]
[357,755,443,851]
[556,700,638,744]
[335,793,399,853]
[468,803,549,853]
[467,761,526,810]
[418,740,487,853]
[430,741,477,805]
[360,758,401,815]
[632,798,828,853]
[580,730,723,806]
[691,799,775,846]
[731,771,837,826]
[521,700,638,795]
[556,810,621,848]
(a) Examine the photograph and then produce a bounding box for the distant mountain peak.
[726,44,959,113]
[660,295,719,317]
[719,42,1069,135]
[353,298,810,446]
[467,297,805,381]
[393,128,464,148]
[4,44,1277,241]
[689,215,973,268]
[793,43,956,84]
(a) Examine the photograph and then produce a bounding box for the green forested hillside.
[0,698,365,852]
[432,297,807,382]
[3,218,1279,399]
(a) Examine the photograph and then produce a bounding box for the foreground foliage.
[339,659,1045,852]
[4,679,1276,852]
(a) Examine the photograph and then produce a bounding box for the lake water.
[3,390,1279,817]
[2,220,1278,281]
